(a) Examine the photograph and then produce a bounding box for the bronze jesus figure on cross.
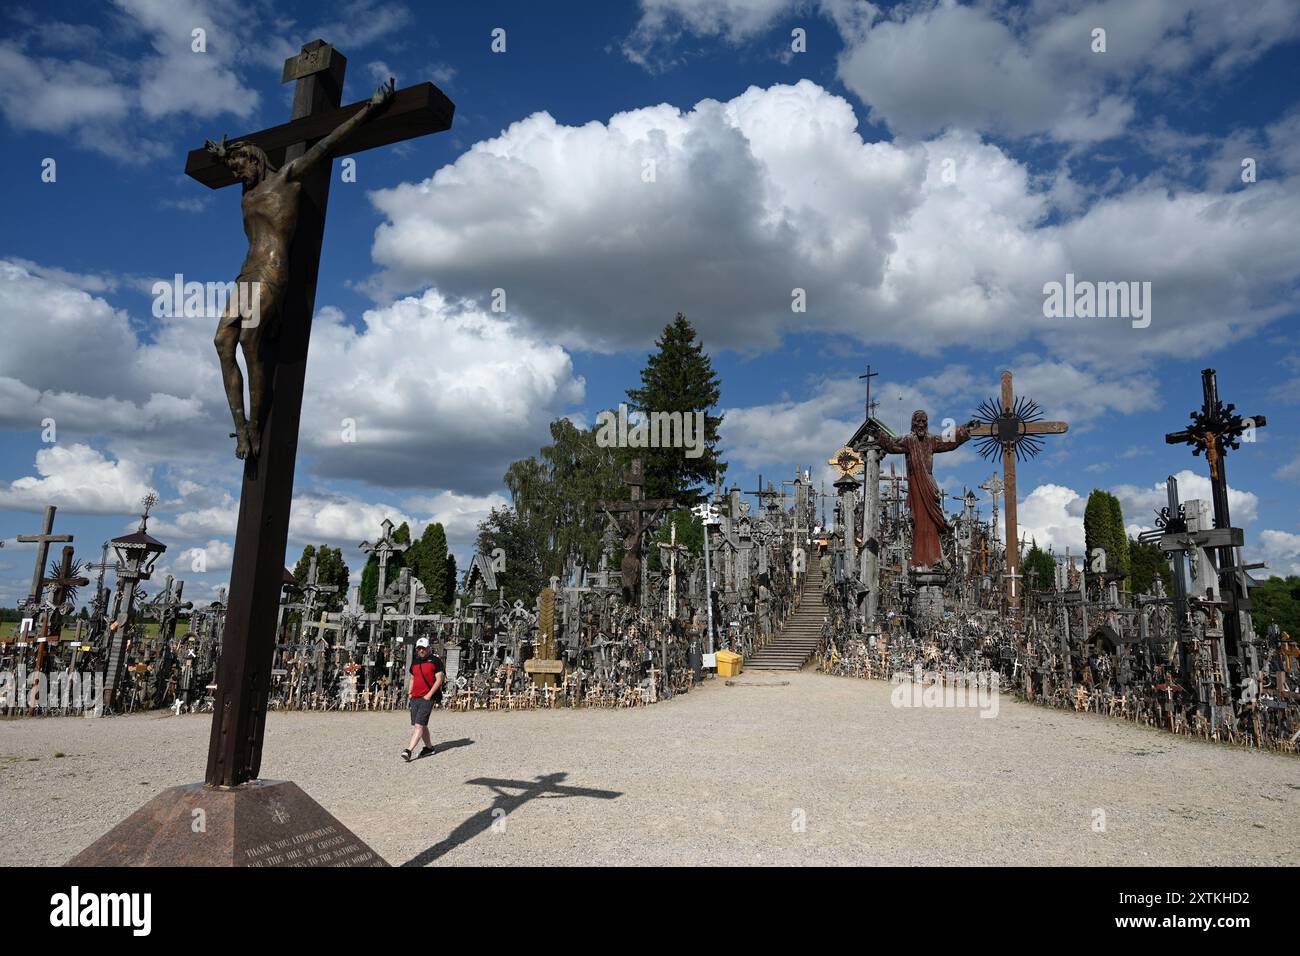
[185,39,452,788]
[206,78,395,460]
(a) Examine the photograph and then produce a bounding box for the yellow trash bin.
[716,650,743,677]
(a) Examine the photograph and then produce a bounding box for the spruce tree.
[292,544,350,612]
[407,522,450,611]
[444,552,458,608]
[625,313,725,503]
[1022,539,1057,591]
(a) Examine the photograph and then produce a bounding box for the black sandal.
[401,748,412,762]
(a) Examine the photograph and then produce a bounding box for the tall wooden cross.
[191,40,453,788]
[967,371,1068,609]
[17,506,73,610]
[290,555,340,646]
[599,458,674,606]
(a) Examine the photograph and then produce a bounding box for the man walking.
[403,637,444,762]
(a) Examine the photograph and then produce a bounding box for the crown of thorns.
[204,133,232,158]
[204,134,262,162]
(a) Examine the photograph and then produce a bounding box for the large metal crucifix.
[968,370,1069,608]
[189,40,454,789]
[1165,368,1266,668]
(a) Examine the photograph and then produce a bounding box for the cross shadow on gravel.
[400,772,622,866]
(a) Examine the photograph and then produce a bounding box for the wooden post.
[1001,372,1020,609]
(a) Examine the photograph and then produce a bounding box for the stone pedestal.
[67,779,387,867]
[910,569,948,619]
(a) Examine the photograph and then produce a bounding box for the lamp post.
[102,494,167,712]
[693,502,720,655]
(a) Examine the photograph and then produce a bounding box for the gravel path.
[2,672,1296,866]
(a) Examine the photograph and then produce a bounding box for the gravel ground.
[2,671,1297,866]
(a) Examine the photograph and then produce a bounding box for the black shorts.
[409,696,434,726]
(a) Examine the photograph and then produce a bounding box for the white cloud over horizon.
[365,80,1300,367]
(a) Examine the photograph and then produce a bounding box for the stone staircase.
[744,560,826,671]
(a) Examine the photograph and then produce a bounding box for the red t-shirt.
[410,657,442,698]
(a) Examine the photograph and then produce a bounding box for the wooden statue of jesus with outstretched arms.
[877,410,977,569]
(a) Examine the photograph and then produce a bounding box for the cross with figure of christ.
[191,40,454,788]
[44,546,90,635]
[967,371,1068,609]
[30,545,90,682]
[600,459,674,607]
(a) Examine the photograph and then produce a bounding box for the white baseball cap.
[415,637,429,648]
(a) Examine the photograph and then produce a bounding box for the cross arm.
[464,778,622,799]
[17,535,73,544]
[185,82,454,189]
[968,421,1067,437]
[287,79,392,181]
[1023,421,1068,435]
[601,499,675,513]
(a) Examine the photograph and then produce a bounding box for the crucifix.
[292,555,339,649]
[599,458,674,608]
[967,370,1069,608]
[979,472,1003,532]
[360,518,409,661]
[83,542,115,638]
[655,521,691,620]
[33,546,89,677]
[44,545,89,631]
[17,506,73,611]
[191,40,454,789]
[144,576,193,708]
[1165,368,1265,667]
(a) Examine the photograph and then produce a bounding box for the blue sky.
[1,0,1298,606]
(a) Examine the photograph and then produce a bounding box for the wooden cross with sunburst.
[967,370,1068,609]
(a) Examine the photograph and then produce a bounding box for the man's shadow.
[415,737,474,759]
[401,772,622,866]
